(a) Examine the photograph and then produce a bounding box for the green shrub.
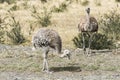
[86,64,100,71]
[52,1,71,13]
[75,0,79,3]
[99,6,120,41]
[40,0,47,3]
[0,28,5,43]
[6,11,25,44]
[0,16,7,43]
[115,0,120,2]
[10,4,18,11]
[94,0,101,6]
[72,33,114,50]
[31,7,52,27]
[0,0,16,4]
[10,1,28,11]
[7,25,25,44]
[80,0,89,6]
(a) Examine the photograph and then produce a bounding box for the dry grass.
[0,0,120,48]
[0,47,120,73]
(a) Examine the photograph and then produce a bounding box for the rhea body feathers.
[32,29,62,54]
[78,17,98,32]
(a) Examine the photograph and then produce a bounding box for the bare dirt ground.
[1,71,120,80]
[0,44,120,80]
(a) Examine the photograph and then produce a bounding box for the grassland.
[0,0,120,80]
[0,0,119,48]
[0,45,120,80]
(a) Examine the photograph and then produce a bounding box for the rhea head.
[86,7,90,14]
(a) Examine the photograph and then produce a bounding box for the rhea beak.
[60,49,71,60]
[60,53,71,60]
[32,47,36,51]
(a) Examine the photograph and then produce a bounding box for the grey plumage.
[32,28,70,73]
[32,28,62,53]
[78,8,98,55]
[78,8,98,32]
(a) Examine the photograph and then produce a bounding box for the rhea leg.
[42,47,49,72]
[82,32,86,54]
[42,53,49,71]
[87,33,93,55]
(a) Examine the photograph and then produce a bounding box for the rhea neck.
[86,11,90,24]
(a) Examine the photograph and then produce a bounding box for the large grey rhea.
[78,7,98,55]
[32,28,70,72]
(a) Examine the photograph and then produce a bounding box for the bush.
[10,1,28,11]
[7,25,25,44]
[75,0,89,5]
[10,4,18,11]
[99,6,120,41]
[40,0,47,3]
[52,1,71,13]
[0,26,5,43]
[6,11,25,44]
[94,0,101,6]
[72,33,114,50]
[80,0,89,6]
[115,0,120,2]
[31,7,52,27]
[0,16,7,43]
[0,0,16,4]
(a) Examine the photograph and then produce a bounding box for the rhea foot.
[42,68,53,74]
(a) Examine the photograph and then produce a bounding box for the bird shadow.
[50,66,81,72]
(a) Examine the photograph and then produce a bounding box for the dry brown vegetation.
[0,0,119,48]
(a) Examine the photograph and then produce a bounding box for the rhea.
[32,28,70,73]
[78,8,98,55]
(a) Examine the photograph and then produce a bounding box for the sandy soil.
[0,71,120,80]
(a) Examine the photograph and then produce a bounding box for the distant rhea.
[32,28,70,73]
[78,8,98,55]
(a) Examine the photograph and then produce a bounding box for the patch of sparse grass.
[6,11,25,44]
[0,47,46,72]
[0,52,13,58]
[115,0,120,2]
[0,47,120,73]
[31,6,52,27]
[101,65,118,71]
[0,56,42,72]
[94,0,101,6]
[40,0,47,3]
[0,0,16,4]
[80,64,87,69]
[52,1,71,13]
[99,6,120,41]
[0,17,6,43]
[82,63,100,71]
[0,31,5,43]
[106,66,117,71]
[10,4,18,11]
[89,65,100,71]
[80,0,89,6]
